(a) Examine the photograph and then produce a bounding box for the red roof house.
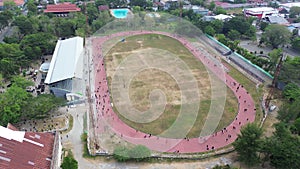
[0,125,61,169]
[44,2,81,13]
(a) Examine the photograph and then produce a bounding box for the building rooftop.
[267,16,289,25]
[45,37,84,84]
[44,2,81,13]
[98,5,109,11]
[0,125,56,169]
[244,7,276,13]
[214,14,233,21]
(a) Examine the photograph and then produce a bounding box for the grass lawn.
[104,34,238,138]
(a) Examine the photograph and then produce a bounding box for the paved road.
[239,40,300,59]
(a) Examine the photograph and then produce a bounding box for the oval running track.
[92,31,256,153]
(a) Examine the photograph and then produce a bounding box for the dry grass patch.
[104,34,238,138]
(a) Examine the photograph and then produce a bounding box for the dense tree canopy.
[233,123,263,167]
[289,6,300,18]
[223,16,249,35]
[227,30,240,40]
[20,32,57,60]
[291,37,300,51]
[13,15,39,38]
[0,84,31,125]
[0,76,65,125]
[279,57,300,84]
[0,43,24,78]
[261,24,292,49]
[261,123,300,169]
[283,83,300,101]
[130,0,147,7]
[61,151,78,169]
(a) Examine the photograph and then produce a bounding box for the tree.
[289,6,300,18]
[204,26,215,36]
[260,22,269,31]
[95,0,108,7]
[190,0,204,6]
[109,0,127,8]
[227,29,240,40]
[61,151,78,169]
[86,3,99,25]
[208,2,216,11]
[130,0,146,7]
[128,145,151,161]
[13,16,39,39]
[277,100,300,123]
[216,34,228,45]
[27,0,37,16]
[244,25,256,40]
[261,24,292,48]
[267,48,282,73]
[233,123,263,167]
[0,11,13,30]
[0,43,24,78]
[223,16,251,35]
[20,33,57,60]
[23,94,65,119]
[210,19,223,34]
[279,57,300,84]
[3,0,17,11]
[113,146,130,162]
[213,165,239,169]
[292,118,300,135]
[37,15,54,34]
[215,6,226,15]
[0,85,31,125]
[261,123,300,169]
[92,11,113,32]
[11,76,34,89]
[292,37,300,51]
[53,18,76,38]
[283,83,300,101]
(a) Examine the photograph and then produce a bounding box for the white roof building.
[45,37,84,84]
[214,14,233,21]
[244,7,278,19]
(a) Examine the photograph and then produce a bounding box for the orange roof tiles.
[44,2,81,13]
[0,126,56,169]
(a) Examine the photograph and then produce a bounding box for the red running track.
[92,31,256,153]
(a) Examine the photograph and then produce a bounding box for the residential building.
[0,124,61,169]
[44,2,81,17]
[243,7,278,19]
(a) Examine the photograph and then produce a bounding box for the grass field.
[104,34,238,138]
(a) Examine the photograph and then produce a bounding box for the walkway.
[91,31,256,153]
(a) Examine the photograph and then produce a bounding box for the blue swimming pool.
[111,9,129,19]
